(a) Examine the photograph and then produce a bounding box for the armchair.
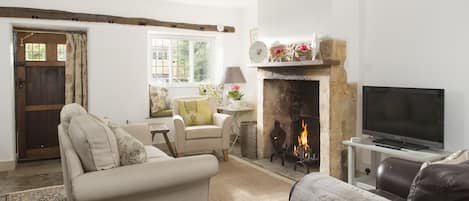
[173,96,233,161]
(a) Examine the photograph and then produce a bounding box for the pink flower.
[297,44,310,53]
[231,85,240,91]
[274,48,284,56]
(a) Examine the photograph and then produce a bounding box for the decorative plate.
[249,41,268,63]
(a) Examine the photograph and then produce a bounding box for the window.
[25,43,46,61]
[150,36,213,84]
[57,44,66,61]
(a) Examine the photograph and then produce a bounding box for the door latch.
[16,79,25,89]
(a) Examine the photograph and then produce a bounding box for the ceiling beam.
[0,7,236,33]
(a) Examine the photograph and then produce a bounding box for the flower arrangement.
[270,45,288,62]
[228,85,244,100]
[295,43,312,59]
[295,43,311,56]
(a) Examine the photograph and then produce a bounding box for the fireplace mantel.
[256,39,357,181]
[247,60,341,68]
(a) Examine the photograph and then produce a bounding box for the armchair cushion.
[177,97,213,126]
[68,114,120,172]
[186,125,222,139]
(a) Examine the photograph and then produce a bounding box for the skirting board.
[0,160,15,172]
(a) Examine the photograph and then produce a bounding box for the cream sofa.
[172,96,232,160]
[58,104,218,201]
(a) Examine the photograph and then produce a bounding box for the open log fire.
[270,117,320,174]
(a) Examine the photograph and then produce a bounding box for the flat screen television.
[363,86,444,149]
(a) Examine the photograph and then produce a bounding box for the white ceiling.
[164,0,256,8]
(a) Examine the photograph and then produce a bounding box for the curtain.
[65,33,88,109]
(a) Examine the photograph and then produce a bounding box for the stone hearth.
[255,40,357,180]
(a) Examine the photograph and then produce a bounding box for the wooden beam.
[0,7,236,33]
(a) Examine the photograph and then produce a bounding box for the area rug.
[1,156,294,201]
[0,185,65,201]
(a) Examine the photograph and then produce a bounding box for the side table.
[217,106,254,150]
[149,123,176,157]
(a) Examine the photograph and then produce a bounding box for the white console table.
[343,138,449,190]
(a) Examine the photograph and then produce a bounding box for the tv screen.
[363,86,444,149]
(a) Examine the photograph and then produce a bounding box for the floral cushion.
[199,84,222,105]
[113,127,148,166]
[150,86,169,114]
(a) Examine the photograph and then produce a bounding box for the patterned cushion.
[177,97,213,126]
[150,86,169,114]
[199,84,222,105]
[113,127,148,166]
[68,114,120,172]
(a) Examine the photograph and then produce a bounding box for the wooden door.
[15,31,66,160]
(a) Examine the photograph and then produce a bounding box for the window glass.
[25,43,46,61]
[57,44,66,61]
[193,41,210,82]
[150,37,213,84]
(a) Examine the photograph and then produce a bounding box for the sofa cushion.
[150,86,169,114]
[186,125,222,139]
[60,103,87,130]
[144,146,172,162]
[114,128,148,166]
[419,149,469,170]
[68,114,120,172]
[177,97,213,126]
[151,109,173,118]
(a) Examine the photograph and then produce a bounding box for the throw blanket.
[290,173,389,201]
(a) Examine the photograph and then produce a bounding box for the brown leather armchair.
[373,158,422,201]
[374,157,469,201]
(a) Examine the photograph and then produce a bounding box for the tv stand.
[343,137,449,191]
[372,138,429,151]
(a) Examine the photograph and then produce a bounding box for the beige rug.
[1,156,294,201]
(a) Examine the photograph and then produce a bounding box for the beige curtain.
[65,33,88,109]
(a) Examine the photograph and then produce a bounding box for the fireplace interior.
[264,79,320,173]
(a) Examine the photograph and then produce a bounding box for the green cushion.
[178,98,213,126]
[151,109,173,118]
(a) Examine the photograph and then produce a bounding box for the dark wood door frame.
[14,29,67,161]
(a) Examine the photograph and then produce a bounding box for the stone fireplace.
[254,40,357,180]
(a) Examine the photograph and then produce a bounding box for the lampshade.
[223,66,246,84]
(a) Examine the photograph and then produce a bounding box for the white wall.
[0,0,244,164]
[257,0,361,83]
[360,0,469,151]
[256,0,469,171]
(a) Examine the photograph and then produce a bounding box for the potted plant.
[228,85,244,108]
[295,43,312,61]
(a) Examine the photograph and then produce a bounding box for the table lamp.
[222,66,246,107]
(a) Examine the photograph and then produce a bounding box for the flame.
[298,120,309,149]
[294,120,310,159]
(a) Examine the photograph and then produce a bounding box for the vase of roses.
[295,43,312,61]
[228,85,244,109]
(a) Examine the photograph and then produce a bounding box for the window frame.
[148,34,216,87]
